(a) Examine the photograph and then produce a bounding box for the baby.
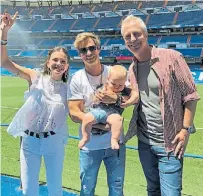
[79,64,138,149]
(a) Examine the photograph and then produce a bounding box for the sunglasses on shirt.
[78,45,99,55]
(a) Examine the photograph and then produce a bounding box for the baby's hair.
[43,46,70,83]
[109,64,127,80]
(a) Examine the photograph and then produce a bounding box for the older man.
[67,32,126,196]
[121,15,200,196]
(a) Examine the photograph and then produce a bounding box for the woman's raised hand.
[1,12,18,32]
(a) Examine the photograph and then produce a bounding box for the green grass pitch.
[1,76,203,196]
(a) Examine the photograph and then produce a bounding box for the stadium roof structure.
[1,0,125,7]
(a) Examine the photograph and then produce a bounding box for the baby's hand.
[93,95,100,105]
[95,87,117,104]
[121,96,129,102]
[120,96,132,108]
[120,101,131,108]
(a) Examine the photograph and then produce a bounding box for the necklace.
[85,65,103,92]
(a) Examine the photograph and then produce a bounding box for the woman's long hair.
[43,47,70,83]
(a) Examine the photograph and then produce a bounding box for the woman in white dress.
[1,12,70,196]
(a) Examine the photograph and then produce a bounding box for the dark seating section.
[96,16,122,29]
[148,36,159,45]
[160,35,188,43]
[2,8,202,32]
[175,48,202,57]
[32,20,53,32]
[51,19,76,31]
[147,12,175,26]
[190,35,203,44]
[31,7,50,16]
[2,6,20,15]
[7,33,203,58]
[107,38,125,45]
[141,1,164,8]
[115,1,139,10]
[39,39,63,48]
[1,1,194,16]
[93,3,115,12]
[51,6,72,15]
[189,64,202,70]
[166,1,193,7]
[71,5,92,13]
[176,10,203,25]
[73,18,97,30]
[2,3,202,59]
[11,20,33,32]
[68,50,78,56]
[61,40,73,45]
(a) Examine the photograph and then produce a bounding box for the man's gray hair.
[121,15,148,35]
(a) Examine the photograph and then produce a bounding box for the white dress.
[7,72,68,137]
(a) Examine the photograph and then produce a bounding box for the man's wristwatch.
[182,126,196,134]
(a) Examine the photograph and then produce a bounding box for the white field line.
[1,106,20,110]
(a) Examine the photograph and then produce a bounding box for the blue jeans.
[138,140,183,196]
[79,144,126,196]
